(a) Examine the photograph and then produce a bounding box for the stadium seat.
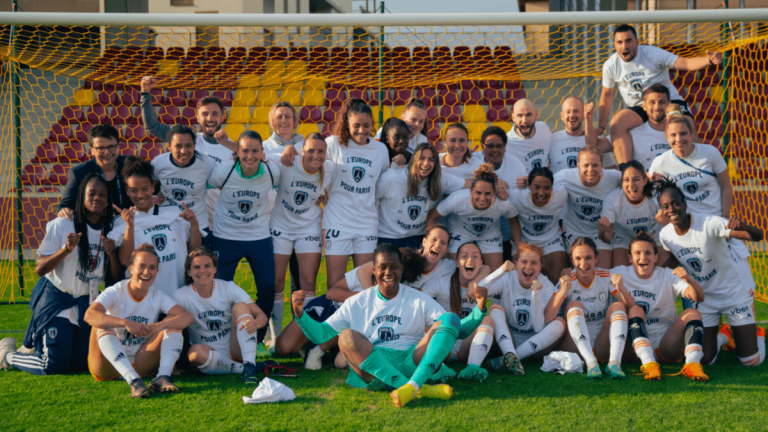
[48,124,74,143]
[391,89,413,106]
[41,163,72,185]
[124,125,156,144]
[414,88,438,106]
[487,106,510,122]
[305,78,325,90]
[438,89,460,106]
[507,89,526,105]
[302,88,325,106]
[138,142,163,161]
[393,105,405,120]
[180,107,197,126]
[323,106,342,124]
[165,89,187,107]
[82,80,102,91]
[439,105,462,122]
[233,89,257,106]
[251,106,271,124]
[483,88,506,102]
[412,47,433,73]
[248,123,271,139]
[256,89,279,106]
[349,88,368,101]
[491,122,512,133]
[321,122,337,138]
[297,123,320,137]
[225,124,246,141]
[120,88,140,106]
[110,106,134,124]
[22,164,47,185]
[158,106,180,124]
[211,90,233,107]
[685,86,710,104]
[60,106,85,124]
[466,122,486,143]
[31,141,61,163]
[281,89,303,106]
[75,123,94,143]
[59,141,88,163]
[474,47,495,75]
[425,106,439,121]
[427,122,441,142]
[453,46,474,75]
[288,47,308,62]
[97,89,118,106]
[308,47,329,74]
[156,59,179,76]
[188,90,209,106]
[85,105,109,124]
[463,105,487,122]
[325,89,347,107]
[71,89,96,106]
[300,106,323,123]
[119,141,139,157]
[228,106,251,124]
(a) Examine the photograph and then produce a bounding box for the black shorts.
[629,99,693,123]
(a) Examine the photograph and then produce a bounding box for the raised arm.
[726,217,764,242]
[544,274,571,323]
[292,291,340,345]
[596,86,614,136]
[717,170,734,218]
[35,232,81,276]
[140,76,172,142]
[584,101,598,146]
[673,51,723,71]
[326,264,372,302]
[609,273,637,308]
[426,207,443,231]
[598,217,614,244]
[673,267,705,303]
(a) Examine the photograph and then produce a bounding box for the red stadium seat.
[22,164,46,185]
[97,89,118,106]
[75,123,94,143]
[41,163,72,185]
[325,89,347,107]
[391,89,413,105]
[425,106,439,121]
[308,47,329,74]
[31,141,61,163]
[158,106,180,124]
[288,47,308,61]
[483,88,506,102]
[150,88,166,106]
[461,88,484,104]
[439,105,462,122]
[166,89,187,107]
[211,90,233,107]
[300,106,323,123]
[415,88,438,106]
[139,143,163,160]
[507,89,526,105]
[48,124,74,143]
[486,106,510,122]
[323,106,342,124]
[60,106,85,124]
[86,104,109,124]
[438,89,459,106]
[110,106,134,124]
[124,124,156,143]
[180,107,198,126]
[119,141,139,157]
[427,122,441,141]
[120,88,140,106]
[59,141,88,163]
[188,90,209,106]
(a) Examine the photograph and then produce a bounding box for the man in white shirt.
[596,24,723,164]
[628,84,673,170]
[549,98,612,174]
[506,99,552,173]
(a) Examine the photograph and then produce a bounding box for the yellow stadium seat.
[303,88,325,106]
[225,124,246,141]
[71,89,95,107]
[285,61,307,76]
[371,106,393,126]
[491,122,512,133]
[709,87,726,104]
[281,89,303,106]
[228,106,252,123]
[306,78,325,90]
[297,123,320,137]
[257,89,280,106]
[466,122,487,143]
[393,105,405,119]
[251,106,272,124]
[233,89,256,106]
[265,60,286,74]
[249,123,271,138]
[463,105,487,122]
[157,60,179,76]
[239,74,261,89]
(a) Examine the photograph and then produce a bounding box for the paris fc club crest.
[582,205,595,216]
[378,327,395,343]
[567,156,578,168]
[206,319,222,331]
[152,234,167,251]
[687,257,703,273]
[472,223,486,234]
[634,226,648,234]
[408,205,421,221]
[353,166,365,183]
[172,189,187,201]
[239,200,252,214]
[638,301,650,315]
[533,222,546,232]
[684,181,698,194]
[531,159,542,169]
[630,78,644,93]
[516,309,529,327]
[294,191,308,206]
[598,292,608,302]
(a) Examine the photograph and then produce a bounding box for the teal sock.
[410,313,460,387]
[359,349,409,389]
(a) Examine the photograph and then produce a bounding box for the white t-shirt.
[485,271,556,339]
[269,155,334,234]
[602,188,661,242]
[629,122,670,171]
[325,284,446,351]
[440,153,484,180]
[262,136,304,156]
[563,268,615,338]
[470,152,528,189]
[602,45,681,107]
[554,168,622,238]
[173,279,254,353]
[548,130,586,174]
[421,277,476,318]
[152,152,215,231]
[376,167,464,239]
[436,189,518,242]
[511,187,568,247]
[506,122,553,173]
[374,127,429,152]
[109,205,191,297]
[659,213,753,307]
[610,265,687,342]
[322,136,390,236]
[208,160,280,241]
[95,280,177,350]
[195,134,235,228]
[648,144,727,217]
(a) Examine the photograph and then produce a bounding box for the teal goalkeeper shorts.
[346,346,418,391]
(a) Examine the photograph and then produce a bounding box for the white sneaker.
[0,337,17,370]
[304,346,324,370]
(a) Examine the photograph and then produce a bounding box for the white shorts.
[562,232,613,252]
[324,229,377,256]
[512,331,534,348]
[542,236,566,255]
[586,321,603,348]
[449,338,464,361]
[271,227,323,255]
[697,295,757,328]
[449,233,503,254]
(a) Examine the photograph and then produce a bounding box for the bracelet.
[709,58,714,66]
[62,244,72,254]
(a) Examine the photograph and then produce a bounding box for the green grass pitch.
[0,260,767,431]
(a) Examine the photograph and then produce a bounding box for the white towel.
[242,378,297,404]
[541,351,584,375]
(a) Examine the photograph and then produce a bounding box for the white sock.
[467,325,494,365]
[608,310,628,365]
[517,318,566,360]
[198,350,242,374]
[684,344,704,364]
[157,330,183,377]
[97,330,139,382]
[302,292,316,309]
[236,314,258,364]
[739,332,766,367]
[490,305,517,356]
[271,297,285,340]
[708,332,728,365]
[567,307,597,368]
[406,379,420,392]
[632,336,656,365]
[759,331,766,364]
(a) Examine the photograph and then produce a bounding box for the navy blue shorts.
[11,317,90,375]
[377,235,424,250]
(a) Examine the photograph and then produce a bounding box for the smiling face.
[83,180,108,216]
[347,112,373,145]
[578,152,603,187]
[272,106,296,139]
[666,122,694,158]
[659,188,688,226]
[413,147,436,180]
[196,103,224,138]
[125,175,154,212]
[560,98,584,134]
[614,30,639,62]
[130,251,159,290]
[188,255,216,287]
[482,133,506,166]
[169,132,196,167]
[470,180,494,210]
[516,250,543,288]
[373,252,403,296]
[421,227,450,264]
[622,166,647,203]
[402,106,427,138]
[456,243,483,282]
[91,136,119,170]
[630,240,658,278]
[571,244,598,280]
[386,125,410,155]
[302,138,327,172]
[237,137,264,172]
[642,91,670,123]
[512,102,537,138]
[529,174,553,207]
[444,127,469,161]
